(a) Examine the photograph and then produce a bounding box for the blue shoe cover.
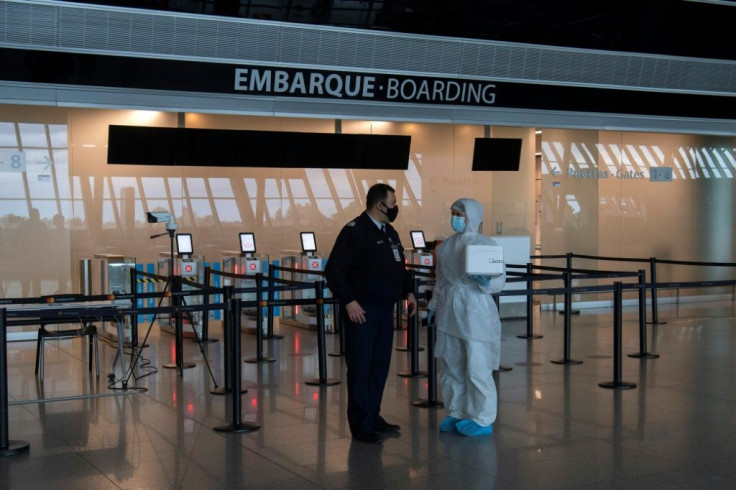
[456,420,493,436]
[439,416,461,432]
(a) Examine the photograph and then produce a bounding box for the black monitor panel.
[410,230,426,250]
[176,233,194,255]
[300,232,317,253]
[107,125,411,170]
[239,232,256,254]
[471,138,522,171]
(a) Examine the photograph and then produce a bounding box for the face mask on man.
[451,215,466,233]
[381,203,399,222]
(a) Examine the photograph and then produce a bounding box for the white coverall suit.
[428,198,506,427]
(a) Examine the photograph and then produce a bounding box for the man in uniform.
[325,183,416,443]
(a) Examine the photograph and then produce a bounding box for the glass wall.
[0,106,512,297]
[1,104,733,302]
[541,129,736,301]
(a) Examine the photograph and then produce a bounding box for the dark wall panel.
[107,125,411,170]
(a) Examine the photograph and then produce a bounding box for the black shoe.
[353,431,382,443]
[375,420,401,433]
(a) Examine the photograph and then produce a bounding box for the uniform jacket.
[325,211,412,308]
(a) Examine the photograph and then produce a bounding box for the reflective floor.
[3,299,736,489]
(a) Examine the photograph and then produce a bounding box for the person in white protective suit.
[427,198,506,436]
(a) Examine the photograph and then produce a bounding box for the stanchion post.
[412,319,443,408]
[518,263,542,339]
[629,270,659,360]
[399,276,427,378]
[647,257,666,325]
[265,272,283,340]
[211,286,240,395]
[245,273,275,364]
[305,280,340,386]
[1,308,30,457]
[551,272,582,365]
[214,298,260,432]
[559,253,580,315]
[599,282,637,389]
[128,267,139,348]
[201,267,211,342]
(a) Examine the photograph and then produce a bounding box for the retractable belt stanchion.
[599,282,637,389]
[559,253,580,315]
[305,280,340,386]
[199,267,215,343]
[551,272,583,365]
[518,263,543,339]
[648,257,666,325]
[211,286,246,395]
[412,317,443,408]
[629,270,659,360]
[163,276,195,374]
[265,274,283,340]
[1,308,30,457]
[245,273,275,364]
[394,300,403,331]
[399,276,427,378]
[494,294,512,372]
[214,298,260,433]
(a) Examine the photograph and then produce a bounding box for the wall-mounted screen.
[239,232,256,254]
[176,233,193,255]
[472,138,522,171]
[300,232,317,253]
[410,230,426,250]
[107,125,411,170]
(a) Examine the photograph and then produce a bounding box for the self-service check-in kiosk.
[407,231,434,307]
[157,233,204,338]
[92,253,135,343]
[280,231,333,331]
[221,232,269,334]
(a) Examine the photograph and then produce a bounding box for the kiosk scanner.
[300,231,317,254]
[406,230,433,302]
[222,233,269,333]
[176,233,193,256]
[239,232,256,254]
[280,231,333,330]
[157,233,204,338]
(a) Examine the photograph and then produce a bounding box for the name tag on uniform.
[392,245,401,262]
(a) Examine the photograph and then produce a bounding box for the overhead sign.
[234,67,496,106]
[0,48,732,120]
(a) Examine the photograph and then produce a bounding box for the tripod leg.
[181,297,218,387]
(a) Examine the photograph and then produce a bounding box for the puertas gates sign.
[0,48,731,120]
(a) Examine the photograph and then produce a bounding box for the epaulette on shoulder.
[347,221,356,227]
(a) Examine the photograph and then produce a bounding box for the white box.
[464,245,504,275]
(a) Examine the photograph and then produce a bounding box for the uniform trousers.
[344,304,394,436]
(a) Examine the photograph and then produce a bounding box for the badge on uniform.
[392,245,401,262]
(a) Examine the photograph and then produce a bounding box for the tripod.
[124,215,219,384]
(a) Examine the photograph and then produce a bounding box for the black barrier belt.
[495,279,736,298]
[533,253,736,268]
[270,264,326,276]
[568,253,650,263]
[406,263,436,271]
[655,259,736,267]
[206,267,326,296]
[505,274,561,283]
